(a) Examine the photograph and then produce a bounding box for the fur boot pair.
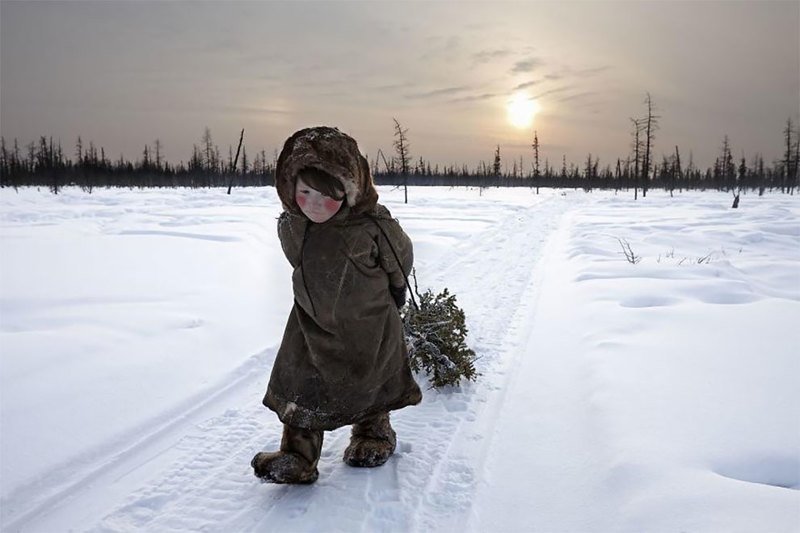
[252,413,396,484]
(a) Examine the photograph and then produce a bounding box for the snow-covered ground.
[1,186,798,532]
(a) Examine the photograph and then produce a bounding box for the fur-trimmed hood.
[275,126,379,215]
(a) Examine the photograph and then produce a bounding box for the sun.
[507,93,540,129]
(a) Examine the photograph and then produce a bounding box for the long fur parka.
[263,127,422,430]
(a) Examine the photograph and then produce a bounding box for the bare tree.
[672,145,682,197]
[189,144,203,172]
[0,137,7,184]
[532,130,540,178]
[142,144,151,170]
[784,117,797,194]
[629,117,643,199]
[393,118,410,203]
[718,135,735,191]
[493,145,501,177]
[584,153,594,181]
[154,139,163,171]
[202,127,215,173]
[75,136,83,166]
[795,135,800,196]
[226,128,245,194]
[641,92,660,198]
[241,144,248,176]
[733,152,748,208]
[531,130,541,193]
[376,148,393,173]
[416,156,425,175]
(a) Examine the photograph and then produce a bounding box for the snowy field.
[1,185,798,532]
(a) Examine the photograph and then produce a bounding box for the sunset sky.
[2,1,798,172]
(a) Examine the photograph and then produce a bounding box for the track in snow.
[11,195,569,533]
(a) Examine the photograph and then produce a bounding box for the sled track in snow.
[400,196,567,531]
[10,196,569,533]
[2,350,278,533]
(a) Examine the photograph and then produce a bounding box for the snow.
[1,186,798,532]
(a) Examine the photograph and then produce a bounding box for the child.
[252,126,422,484]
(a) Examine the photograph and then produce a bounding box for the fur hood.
[275,126,379,215]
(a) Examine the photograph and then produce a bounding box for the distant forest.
[2,116,798,198]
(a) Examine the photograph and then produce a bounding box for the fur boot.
[252,424,323,484]
[343,412,397,467]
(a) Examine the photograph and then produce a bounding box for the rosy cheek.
[296,195,307,209]
[324,198,342,212]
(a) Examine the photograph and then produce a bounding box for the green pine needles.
[401,273,478,389]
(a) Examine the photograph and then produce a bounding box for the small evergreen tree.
[401,272,477,389]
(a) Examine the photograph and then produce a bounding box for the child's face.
[295,177,344,223]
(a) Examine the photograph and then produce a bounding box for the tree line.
[2,102,798,197]
[0,127,274,193]
[375,110,798,200]
[373,128,796,197]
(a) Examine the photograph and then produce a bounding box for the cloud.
[511,58,544,73]
[544,65,611,80]
[472,48,513,64]
[533,86,573,99]
[371,82,416,92]
[555,91,598,103]
[525,65,608,86]
[405,86,472,100]
[419,35,462,62]
[448,92,497,103]
[513,80,543,91]
[573,66,612,77]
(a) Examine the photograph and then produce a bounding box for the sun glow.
[507,93,540,129]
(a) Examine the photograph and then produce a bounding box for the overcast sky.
[2,0,798,171]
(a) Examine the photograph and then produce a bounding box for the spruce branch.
[402,282,478,389]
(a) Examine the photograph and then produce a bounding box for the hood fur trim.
[276,126,378,215]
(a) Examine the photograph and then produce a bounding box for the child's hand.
[389,285,406,309]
